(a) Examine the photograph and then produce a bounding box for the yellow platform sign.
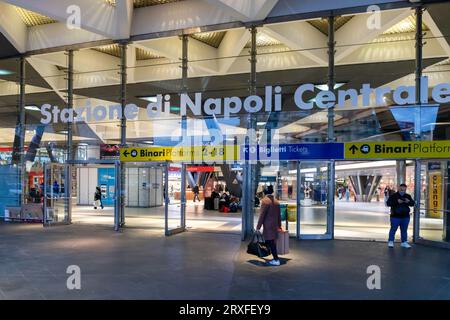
[428,172,442,219]
[344,140,450,159]
[120,145,239,162]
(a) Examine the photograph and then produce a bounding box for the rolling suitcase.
[276,230,289,255]
[214,197,220,210]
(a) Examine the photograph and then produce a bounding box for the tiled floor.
[0,222,449,300]
[70,200,444,241]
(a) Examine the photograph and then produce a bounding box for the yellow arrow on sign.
[344,140,450,159]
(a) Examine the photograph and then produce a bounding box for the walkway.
[0,223,449,299]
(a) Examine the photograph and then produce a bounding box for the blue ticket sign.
[240,143,344,161]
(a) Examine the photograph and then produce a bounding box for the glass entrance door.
[165,163,186,235]
[43,163,71,226]
[297,161,332,239]
[417,159,450,246]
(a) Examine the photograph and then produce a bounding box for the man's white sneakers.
[401,242,412,249]
[388,241,394,248]
[268,259,281,266]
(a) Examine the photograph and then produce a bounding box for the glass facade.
[0,2,449,246]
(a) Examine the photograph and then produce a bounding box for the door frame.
[43,162,72,226]
[164,162,186,236]
[124,161,186,236]
[66,159,120,230]
[414,158,450,249]
[296,160,333,240]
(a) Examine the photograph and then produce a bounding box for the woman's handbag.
[247,231,271,258]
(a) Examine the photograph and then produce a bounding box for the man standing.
[386,183,415,248]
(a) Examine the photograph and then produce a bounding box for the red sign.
[0,147,29,152]
[187,166,215,172]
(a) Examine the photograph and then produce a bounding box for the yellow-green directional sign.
[344,140,450,159]
[120,145,238,162]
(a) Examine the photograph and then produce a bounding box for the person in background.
[53,180,59,197]
[193,184,200,202]
[94,186,104,210]
[386,183,415,248]
[384,186,390,206]
[256,185,282,266]
[345,186,350,202]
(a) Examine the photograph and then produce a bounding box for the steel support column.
[413,6,424,242]
[326,16,336,238]
[67,50,74,162]
[66,50,74,222]
[243,26,258,240]
[18,56,26,205]
[180,35,188,230]
[181,34,188,142]
[119,42,128,228]
[296,161,301,239]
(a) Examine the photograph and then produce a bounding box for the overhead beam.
[26,56,67,101]
[217,28,251,73]
[3,0,121,39]
[203,0,279,21]
[28,22,107,52]
[263,21,329,65]
[339,33,447,65]
[334,9,411,62]
[423,10,450,57]
[0,2,27,53]
[134,36,219,74]
[131,0,241,37]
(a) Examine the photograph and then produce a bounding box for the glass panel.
[167,163,183,231]
[44,164,70,225]
[419,160,449,243]
[299,161,328,235]
[334,160,414,241]
[254,161,297,236]
[123,163,166,230]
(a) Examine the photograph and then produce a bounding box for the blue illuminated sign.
[241,143,344,161]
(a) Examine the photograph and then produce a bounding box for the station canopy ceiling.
[0,0,449,145]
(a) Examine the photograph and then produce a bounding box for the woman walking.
[256,185,282,266]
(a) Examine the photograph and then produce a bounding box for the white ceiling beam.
[134,58,180,83]
[27,22,107,52]
[134,36,219,74]
[217,28,251,73]
[32,49,120,73]
[423,10,450,57]
[26,56,66,101]
[335,8,411,62]
[131,0,239,37]
[127,45,136,83]
[227,44,318,74]
[3,0,121,39]
[0,81,49,96]
[202,0,279,21]
[115,0,134,40]
[339,32,447,65]
[263,21,328,65]
[0,1,27,53]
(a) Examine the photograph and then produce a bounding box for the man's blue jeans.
[389,216,410,242]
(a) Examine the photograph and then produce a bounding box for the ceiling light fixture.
[140,96,158,103]
[314,83,346,91]
[25,105,40,111]
[0,69,14,76]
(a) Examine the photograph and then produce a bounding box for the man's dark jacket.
[386,192,415,218]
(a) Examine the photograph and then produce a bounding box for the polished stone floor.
[70,200,444,241]
[0,222,449,300]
